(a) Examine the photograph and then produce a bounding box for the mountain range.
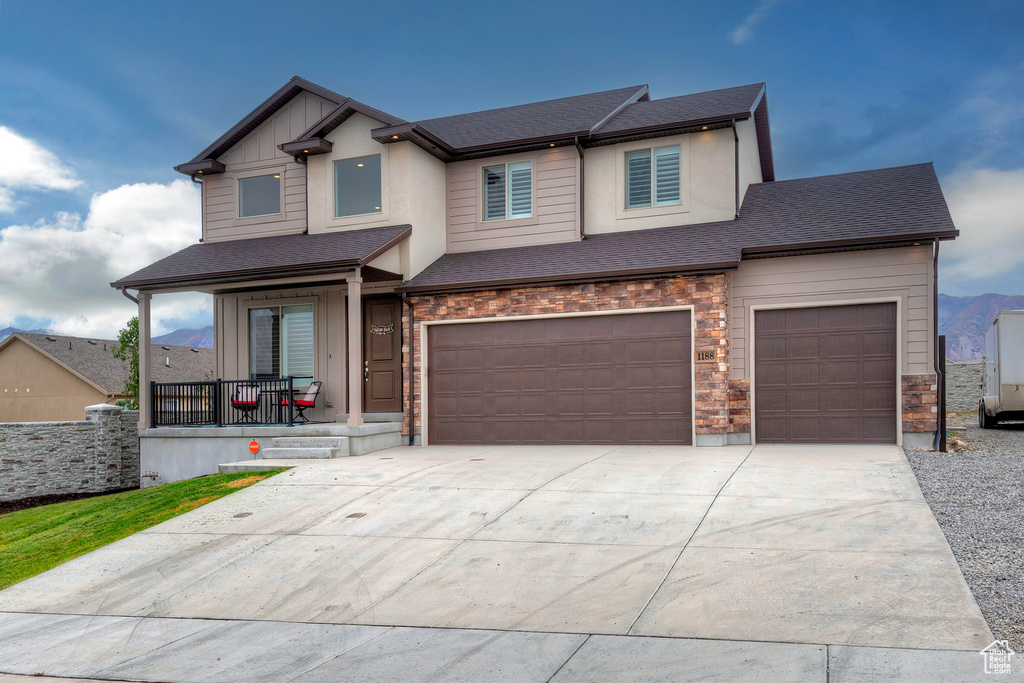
[939,294,1024,361]
[4,295,1021,362]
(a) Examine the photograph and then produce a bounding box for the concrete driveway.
[0,444,999,682]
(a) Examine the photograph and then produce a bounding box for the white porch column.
[137,292,152,430]
[347,271,364,427]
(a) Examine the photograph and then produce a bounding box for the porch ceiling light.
[701,126,709,131]
[303,149,310,153]
[392,135,399,139]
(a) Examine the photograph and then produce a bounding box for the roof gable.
[176,76,347,174]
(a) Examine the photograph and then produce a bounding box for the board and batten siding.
[214,285,345,423]
[446,147,580,252]
[202,92,338,243]
[728,245,934,378]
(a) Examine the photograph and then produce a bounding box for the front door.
[363,296,402,413]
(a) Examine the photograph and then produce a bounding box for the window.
[238,174,281,218]
[483,160,532,221]
[625,145,681,208]
[249,305,314,385]
[335,155,382,218]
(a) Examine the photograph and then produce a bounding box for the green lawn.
[0,470,283,591]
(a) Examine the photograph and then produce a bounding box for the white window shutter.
[626,151,652,208]
[508,161,532,218]
[483,165,506,220]
[654,146,681,205]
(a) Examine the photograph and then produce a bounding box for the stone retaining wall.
[945,361,984,412]
[0,404,139,502]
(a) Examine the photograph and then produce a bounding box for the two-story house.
[113,77,955,482]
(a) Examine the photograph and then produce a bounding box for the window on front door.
[249,305,314,385]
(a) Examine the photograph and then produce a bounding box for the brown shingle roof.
[8,333,214,394]
[595,83,765,135]
[112,224,411,291]
[398,163,956,293]
[409,86,648,150]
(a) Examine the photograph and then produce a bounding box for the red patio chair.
[232,384,261,423]
[283,381,321,423]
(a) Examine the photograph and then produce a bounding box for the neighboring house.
[0,333,214,423]
[112,76,954,458]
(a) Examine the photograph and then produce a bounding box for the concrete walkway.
[0,444,1007,681]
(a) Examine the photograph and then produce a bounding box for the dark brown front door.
[363,296,402,413]
[427,311,692,445]
[754,303,897,443]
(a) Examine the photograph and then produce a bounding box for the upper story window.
[483,160,532,221]
[625,145,681,209]
[335,154,382,218]
[238,173,281,218]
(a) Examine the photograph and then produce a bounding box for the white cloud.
[941,167,1024,291]
[0,179,208,339]
[0,126,82,211]
[728,0,783,45]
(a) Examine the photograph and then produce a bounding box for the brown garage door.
[755,303,897,443]
[427,311,692,445]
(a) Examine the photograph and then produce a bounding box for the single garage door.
[427,311,692,445]
[754,303,897,443]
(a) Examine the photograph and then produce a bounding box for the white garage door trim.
[749,297,904,447]
[419,305,697,447]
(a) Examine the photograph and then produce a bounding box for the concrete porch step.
[270,437,349,449]
[218,460,308,474]
[259,447,339,459]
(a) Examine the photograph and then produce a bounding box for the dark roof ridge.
[413,84,648,124]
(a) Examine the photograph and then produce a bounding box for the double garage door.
[425,303,897,446]
[427,311,692,445]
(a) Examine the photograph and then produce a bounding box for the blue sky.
[1,0,1022,337]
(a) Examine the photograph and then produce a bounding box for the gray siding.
[729,246,933,378]
[203,92,335,243]
[446,147,579,252]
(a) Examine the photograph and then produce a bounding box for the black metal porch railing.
[151,378,296,427]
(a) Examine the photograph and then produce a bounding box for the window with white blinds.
[249,304,314,385]
[625,145,681,208]
[483,160,532,220]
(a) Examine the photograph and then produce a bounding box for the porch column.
[347,271,364,427]
[138,291,152,430]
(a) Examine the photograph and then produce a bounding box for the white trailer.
[980,310,1024,427]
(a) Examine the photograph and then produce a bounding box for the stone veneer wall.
[728,379,751,435]
[405,274,733,442]
[945,361,984,412]
[902,374,938,434]
[0,405,139,502]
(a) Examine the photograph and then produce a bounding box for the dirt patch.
[225,475,265,489]
[170,495,219,516]
[0,488,136,516]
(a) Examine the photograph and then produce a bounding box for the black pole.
[287,376,294,427]
[215,379,223,427]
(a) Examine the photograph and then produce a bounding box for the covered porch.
[111,225,413,483]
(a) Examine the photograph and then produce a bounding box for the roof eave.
[739,230,960,260]
[396,261,740,295]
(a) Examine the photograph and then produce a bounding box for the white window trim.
[474,153,539,230]
[325,148,391,229]
[615,136,690,221]
[234,166,287,223]
[333,154,384,220]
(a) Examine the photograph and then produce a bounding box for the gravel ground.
[906,413,1024,651]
